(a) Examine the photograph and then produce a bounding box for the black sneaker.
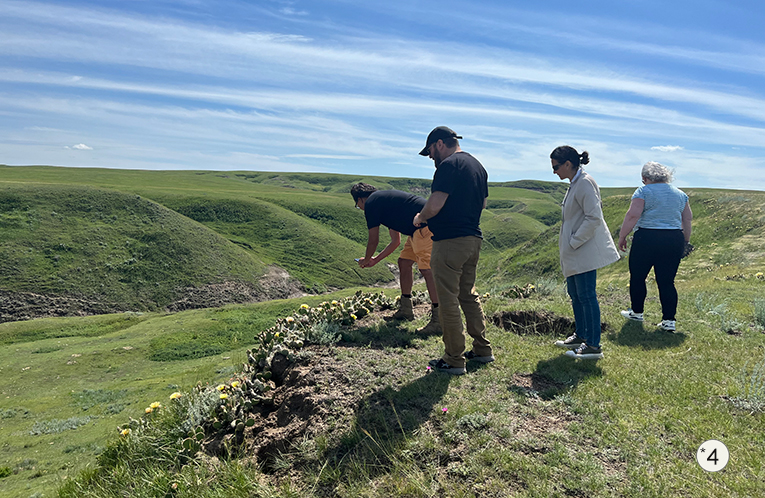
[465,350,495,363]
[427,358,466,375]
[555,334,585,349]
[564,343,604,360]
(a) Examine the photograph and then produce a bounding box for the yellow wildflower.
[756,272,763,278]
[351,314,357,320]
[120,428,131,436]
[286,317,294,323]
[145,407,153,414]
[216,384,226,391]
[331,300,339,305]
[220,393,228,400]
[275,332,281,338]
[170,392,182,400]
[150,402,161,410]
[300,304,309,309]
[231,381,240,389]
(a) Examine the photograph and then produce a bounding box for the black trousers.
[628,229,684,320]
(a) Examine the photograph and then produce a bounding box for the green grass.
[0,184,266,310]
[1,166,568,309]
[41,270,765,497]
[0,289,368,497]
[1,167,764,497]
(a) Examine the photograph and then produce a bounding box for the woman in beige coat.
[550,146,620,359]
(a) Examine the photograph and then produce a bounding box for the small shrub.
[0,466,12,478]
[306,322,342,346]
[754,298,765,329]
[695,293,727,315]
[176,389,221,434]
[73,389,127,411]
[456,413,489,432]
[720,309,745,335]
[105,403,126,415]
[31,345,63,354]
[534,276,565,297]
[694,293,744,333]
[731,356,765,412]
[30,416,95,435]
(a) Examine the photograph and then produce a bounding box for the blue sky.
[1,0,764,189]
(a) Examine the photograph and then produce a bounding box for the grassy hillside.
[0,184,267,312]
[486,188,765,287]
[0,290,363,498]
[0,166,564,317]
[154,194,393,293]
[0,175,764,497]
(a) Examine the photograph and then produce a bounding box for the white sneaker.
[658,320,676,332]
[620,309,644,322]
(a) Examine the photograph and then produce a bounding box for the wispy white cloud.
[280,7,309,16]
[651,145,684,152]
[66,143,93,150]
[0,1,764,188]
[2,2,765,125]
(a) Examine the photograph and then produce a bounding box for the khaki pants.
[431,236,491,368]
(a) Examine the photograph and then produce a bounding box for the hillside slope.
[485,189,765,286]
[0,184,280,317]
[0,167,567,321]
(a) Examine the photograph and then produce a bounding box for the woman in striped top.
[618,162,693,332]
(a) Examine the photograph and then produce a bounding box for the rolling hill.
[1,167,764,497]
[0,166,563,320]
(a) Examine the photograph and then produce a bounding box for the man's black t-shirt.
[364,190,427,236]
[428,151,488,241]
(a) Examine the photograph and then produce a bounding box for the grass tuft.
[731,355,765,412]
[30,416,95,435]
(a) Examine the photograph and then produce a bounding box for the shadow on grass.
[519,354,604,399]
[340,318,437,349]
[605,320,687,349]
[320,369,451,482]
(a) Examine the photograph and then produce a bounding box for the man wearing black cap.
[413,126,493,375]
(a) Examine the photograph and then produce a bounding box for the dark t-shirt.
[364,190,427,236]
[428,151,488,241]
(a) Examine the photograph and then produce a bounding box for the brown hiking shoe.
[391,296,414,321]
[416,304,441,334]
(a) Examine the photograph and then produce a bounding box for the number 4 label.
[696,440,729,472]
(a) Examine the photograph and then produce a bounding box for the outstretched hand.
[358,257,377,268]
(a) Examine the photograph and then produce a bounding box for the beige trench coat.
[559,171,620,278]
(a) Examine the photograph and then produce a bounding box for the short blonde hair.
[641,161,674,183]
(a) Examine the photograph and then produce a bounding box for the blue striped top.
[632,183,688,230]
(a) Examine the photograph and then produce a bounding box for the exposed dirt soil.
[202,308,618,483]
[0,289,128,323]
[166,266,304,312]
[491,309,610,336]
[0,265,304,323]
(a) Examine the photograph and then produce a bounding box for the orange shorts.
[399,226,433,270]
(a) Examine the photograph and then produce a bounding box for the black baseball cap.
[419,126,462,156]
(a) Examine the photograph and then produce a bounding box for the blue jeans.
[566,270,601,348]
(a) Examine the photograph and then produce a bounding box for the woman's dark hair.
[550,146,590,170]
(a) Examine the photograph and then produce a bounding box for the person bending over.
[351,182,440,334]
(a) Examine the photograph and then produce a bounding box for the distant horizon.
[3,162,761,192]
[1,1,764,189]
